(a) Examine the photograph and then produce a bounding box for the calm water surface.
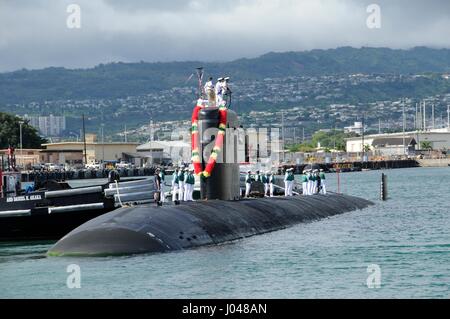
[0,168,449,298]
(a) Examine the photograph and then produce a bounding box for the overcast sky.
[1,0,450,72]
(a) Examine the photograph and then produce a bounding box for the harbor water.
[0,168,449,298]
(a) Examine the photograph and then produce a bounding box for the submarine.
[48,100,374,257]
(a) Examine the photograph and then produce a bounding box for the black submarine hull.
[48,194,373,257]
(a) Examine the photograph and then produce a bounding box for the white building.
[24,114,66,137]
[346,128,450,155]
[137,140,191,166]
[344,122,364,135]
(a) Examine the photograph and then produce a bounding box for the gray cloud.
[0,0,450,72]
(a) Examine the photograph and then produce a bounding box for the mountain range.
[1,46,450,105]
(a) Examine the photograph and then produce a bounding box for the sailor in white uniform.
[263,171,270,197]
[245,170,252,198]
[204,77,215,107]
[301,171,308,196]
[222,77,231,104]
[159,169,166,202]
[183,168,190,202]
[287,169,295,196]
[172,168,179,202]
[306,170,312,196]
[178,167,185,202]
[185,169,196,201]
[215,78,224,105]
[268,172,275,197]
[284,169,290,197]
[320,169,327,195]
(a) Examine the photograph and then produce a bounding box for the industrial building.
[346,128,450,156]
[41,134,139,165]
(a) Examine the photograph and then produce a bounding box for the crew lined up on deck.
[158,166,327,204]
[170,167,195,202]
[204,77,231,107]
[302,169,327,196]
[243,168,327,198]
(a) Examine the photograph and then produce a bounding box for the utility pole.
[361,113,365,163]
[415,103,418,130]
[82,114,87,165]
[378,118,381,134]
[19,120,24,168]
[101,124,105,164]
[402,99,406,156]
[281,112,285,163]
[432,104,435,130]
[448,105,450,128]
[423,101,427,131]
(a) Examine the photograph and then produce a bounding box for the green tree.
[0,112,47,149]
[420,141,433,151]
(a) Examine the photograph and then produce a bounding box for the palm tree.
[421,141,433,151]
[421,141,433,157]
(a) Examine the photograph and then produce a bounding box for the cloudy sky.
[1,0,450,72]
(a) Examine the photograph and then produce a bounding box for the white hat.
[224,77,230,81]
[247,170,252,173]
[218,77,224,81]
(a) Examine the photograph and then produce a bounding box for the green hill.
[1,47,450,104]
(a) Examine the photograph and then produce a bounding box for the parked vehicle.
[116,162,133,169]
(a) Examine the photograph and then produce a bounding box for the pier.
[281,159,419,174]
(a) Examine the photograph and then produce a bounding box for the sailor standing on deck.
[288,169,295,196]
[204,77,216,107]
[319,169,327,194]
[315,170,320,194]
[172,168,180,202]
[222,77,231,105]
[178,167,186,201]
[284,169,290,197]
[268,172,275,197]
[255,171,262,183]
[159,168,166,202]
[263,171,270,197]
[183,168,190,202]
[154,168,162,205]
[306,170,313,195]
[215,78,224,105]
[185,169,196,201]
[245,170,252,198]
[301,171,308,196]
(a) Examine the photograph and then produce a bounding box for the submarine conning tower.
[197,107,241,201]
